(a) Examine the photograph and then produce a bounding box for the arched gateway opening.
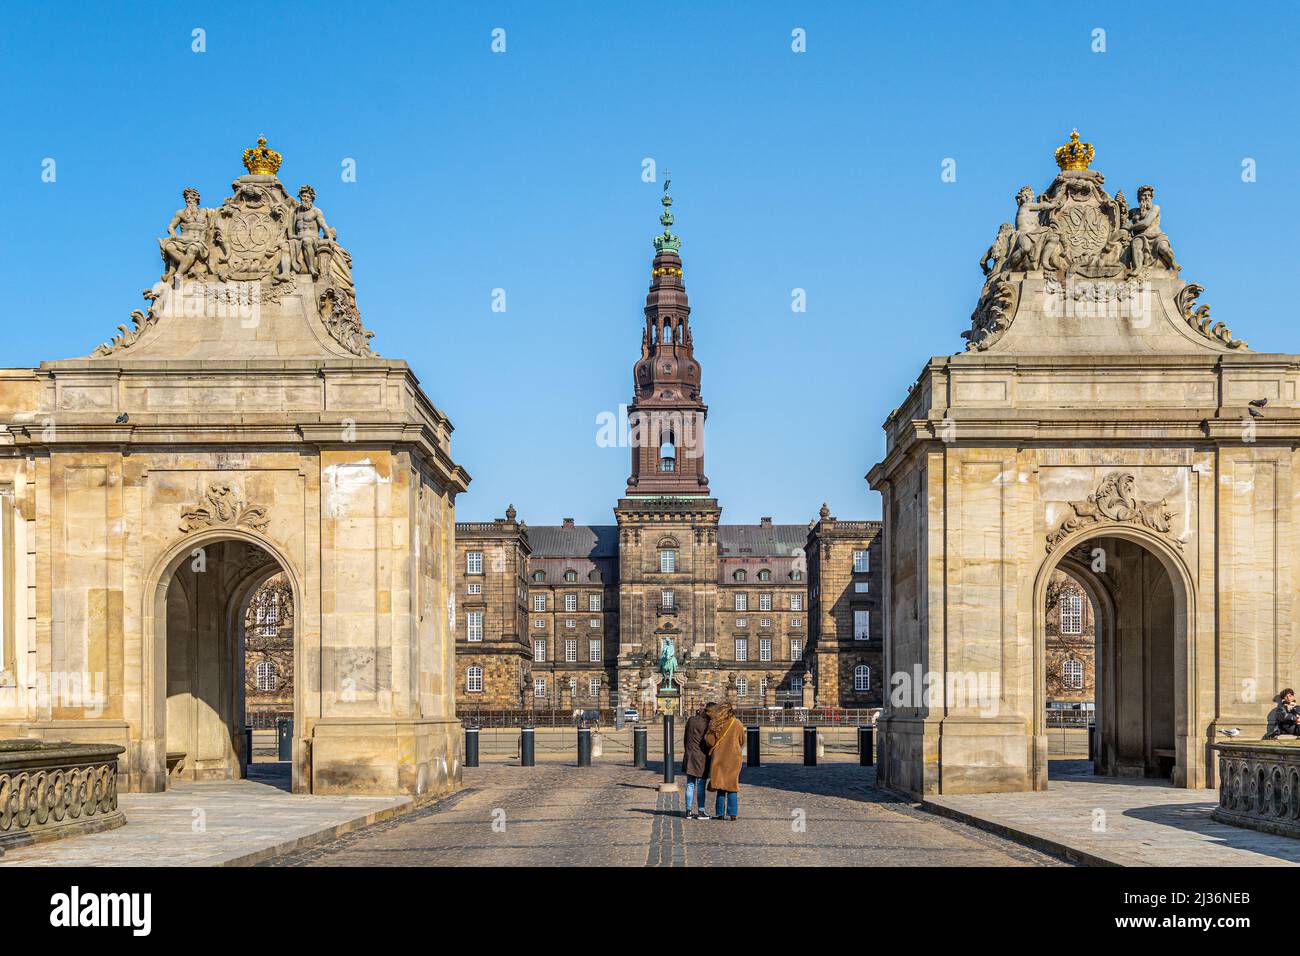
[1038,531,1189,785]
[145,533,304,793]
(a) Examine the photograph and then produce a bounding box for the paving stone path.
[263,762,1061,867]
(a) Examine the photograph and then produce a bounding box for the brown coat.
[704,716,743,793]
[682,712,710,778]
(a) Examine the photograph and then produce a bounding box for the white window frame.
[734,593,748,612]
[759,593,772,611]
[255,660,276,692]
[735,638,748,662]
[466,610,483,642]
[466,665,483,693]
[565,639,577,662]
[660,549,677,573]
[1063,659,1084,690]
[759,638,772,662]
[736,677,749,698]
[790,594,803,611]
[589,638,602,662]
[467,551,483,575]
[564,593,577,612]
[534,677,547,699]
[467,582,482,595]
[1061,591,1083,636]
[588,593,601,612]
[853,549,870,573]
[854,609,870,641]
[791,617,802,628]
[790,638,803,661]
[661,589,675,609]
[533,594,546,612]
[533,618,545,628]
[588,677,601,699]
[534,639,547,661]
[589,617,600,628]
[854,665,870,692]
[791,675,803,694]
[564,618,575,629]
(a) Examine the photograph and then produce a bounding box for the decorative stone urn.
[0,740,126,853]
[1213,741,1300,838]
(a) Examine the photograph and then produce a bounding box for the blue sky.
[2,0,1297,525]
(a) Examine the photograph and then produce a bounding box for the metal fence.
[458,707,880,728]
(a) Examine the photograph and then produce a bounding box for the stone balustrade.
[1213,740,1300,838]
[0,740,126,852]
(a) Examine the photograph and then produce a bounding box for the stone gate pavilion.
[869,132,1299,796]
[0,139,469,796]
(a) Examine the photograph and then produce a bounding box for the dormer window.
[564,569,578,583]
[758,569,771,582]
[733,569,747,582]
[532,571,545,583]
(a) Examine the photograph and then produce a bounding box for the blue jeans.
[714,790,738,818]
[685,775,708,812]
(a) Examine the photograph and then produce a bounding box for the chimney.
[562,517,575,529]
[760,517,772,528]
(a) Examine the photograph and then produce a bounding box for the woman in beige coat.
[703,702,743,820]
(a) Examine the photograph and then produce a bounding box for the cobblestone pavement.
[263,762,1062,867]
[925,760,1300,866]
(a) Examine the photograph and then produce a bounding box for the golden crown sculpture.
[1054,129,1094,171]
[242,136,282,175]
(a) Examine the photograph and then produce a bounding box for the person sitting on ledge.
[1267,688,1300,739]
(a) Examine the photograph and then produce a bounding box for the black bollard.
[277,717,293,761]
[520,726,535,767]
[1088,722,1096,761]
[244,725,253,775]
[803,725,817,766]
[633,724,648,767]
[662,713,675,785]
[465,725,479,767]
[746,726,761,767]
[858,725,874,766]
[577,726,592,767]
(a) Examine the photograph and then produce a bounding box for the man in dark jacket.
[681,702,713,819]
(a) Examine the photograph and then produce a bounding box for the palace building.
[454,180,882,713]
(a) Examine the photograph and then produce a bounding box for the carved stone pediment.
[1046,472,1185,553]
[180,484,270,534]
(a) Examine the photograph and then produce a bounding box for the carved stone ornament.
[1046,471,1185,553]
[96,137,378,359]
[1175,283,1245,350]
[180,483,271,534]
[962,278,1020,351]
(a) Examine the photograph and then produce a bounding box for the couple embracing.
[681,701,743,820]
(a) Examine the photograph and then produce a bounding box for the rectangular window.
[466,667,483,693]
[589,639,602,662]
[565,639,577,662]
[734,593,748,612]
[791,676,803,694]
[534,678,547,699]
[564,594,577,612]
[790,638,803,661]
[735,638,748,662]
[760,618,771,629]
[467,582,482,595]
[759,593,772,611]
[533,594,546,612]
[854,582,869,593]
[790,594,803,611]
[736,678,749,698]
[791,617,802,628]
[662,589,675,609]
[660,550,677,573]
[853,549,869,573]
[534,618,545,628]
[589,677,601,699]
[1061,592,1083,635]
[759,638,772,662]
[854,609,870,641]
[534,639,547,661]
[588,593,601,612]
[466,611,483,642]
[589,617,600,628]
[735,618,747,628]
[467,551,483,574]
[564,618,575,629]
